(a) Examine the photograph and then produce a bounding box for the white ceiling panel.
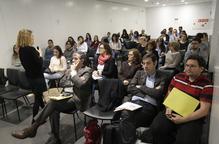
[97,0,213,8]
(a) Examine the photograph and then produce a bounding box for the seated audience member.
[119,49,141,86]
[184,37,208,63]
[67,36,75,45]
[12,45,22,67]
[118,53,169,144]
[136,36,147,56]
[173,29,179,40]
[77,36,88,53]
[64,40,76,66]
[91,35,100,50]
[178,26,183,36]
[144,40,159,63]
[44,46,67,87]
[12,52,92,144]
[132,31,139,42]
[110,33,122,59]
[92,43,118,79]
[121,29,130,42]
[107,32,111,43]
[43,39,54,69]
[168,27,175,42]
[156,38,166,67]
[150,55,213,144]
[160,29,169,45]
[178,33,189,51]
[159,41,181,70]
[85,33,92,47]
[202,32,209,48]
[129,30,134,40]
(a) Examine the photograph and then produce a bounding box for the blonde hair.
[169,41,180,51]
[16,29,34,47]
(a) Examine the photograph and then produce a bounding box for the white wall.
[145,2,213,38]
[0,0,146,68]
[209,0,219,143]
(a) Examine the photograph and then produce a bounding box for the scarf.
[98,54,110,65]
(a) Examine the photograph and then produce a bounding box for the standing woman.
[17,29,46,123]
[110,33,122,59]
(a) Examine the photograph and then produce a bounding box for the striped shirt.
[168,73,213,103]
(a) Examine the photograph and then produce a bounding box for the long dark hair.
[112,33,119,43]
[53,45,63,58]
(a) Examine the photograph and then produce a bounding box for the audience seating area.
[1,28,213,144]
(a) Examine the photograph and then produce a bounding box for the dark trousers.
[35,98,76,139]
[28,77,47,118]
[150,111,203,144]
[119,100,158,144]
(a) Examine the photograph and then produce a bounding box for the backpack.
[83,119,101,144]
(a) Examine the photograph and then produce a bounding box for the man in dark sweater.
[118,53,169,144]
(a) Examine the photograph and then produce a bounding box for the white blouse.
[49,56,67,72]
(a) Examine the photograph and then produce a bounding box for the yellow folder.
[163,88,200,117]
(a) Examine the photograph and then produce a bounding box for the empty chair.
[0,69,32,121]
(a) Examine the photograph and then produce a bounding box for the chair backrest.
[0,68,7,86]
[6,68,19,86]
[97,78,124,112]
[18,70,31,90]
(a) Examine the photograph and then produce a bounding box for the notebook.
[163,88,200,117]
[114,102,142,112]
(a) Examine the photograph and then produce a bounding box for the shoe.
[11,124,38,139]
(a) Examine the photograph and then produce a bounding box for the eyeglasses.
[185,64,198,68]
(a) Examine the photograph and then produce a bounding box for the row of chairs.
[0,68,31,121]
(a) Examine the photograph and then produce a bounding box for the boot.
[11,122,40,139]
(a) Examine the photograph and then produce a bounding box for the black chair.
[0,68,19,95]
[83,79,124,125]
[0,69,32,121]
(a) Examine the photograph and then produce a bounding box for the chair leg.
[84,115,87,126]
[25,96,31,105]
[73,113,77,141]
[1,104,5,118]
[3,100,7,118]
[23,96,30,106]
[23,96,28,105]
[15,100,21,121]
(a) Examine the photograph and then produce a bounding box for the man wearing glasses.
[119,53,169,144]
[150,55,213,144]
[184,37,209,63]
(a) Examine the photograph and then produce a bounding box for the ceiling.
[97,0,213,8]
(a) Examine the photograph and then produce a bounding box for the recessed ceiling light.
[181,0,185,2]
[162,4,166,6]
[65,1,74,7]
[156,2,160,5]
[144,0,149,2]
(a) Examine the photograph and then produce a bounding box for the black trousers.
[119,100,158,144]
[28,77,47,118]
[35,98,77,139]
[150,111,204,144]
